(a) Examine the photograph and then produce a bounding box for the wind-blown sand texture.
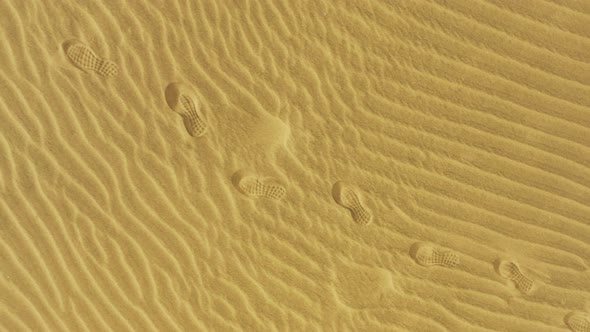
[1,0,589,331]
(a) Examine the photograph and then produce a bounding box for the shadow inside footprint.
[409,242,460,268]
[332,181,372,225]
[232,169,286,200]
[494,259,535,295]
[165,83,207,137]
[565,311,590,332]
[63,39,118,77]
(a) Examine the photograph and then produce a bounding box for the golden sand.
[1,0,589,331]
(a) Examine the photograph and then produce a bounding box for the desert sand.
[1,0,589,331]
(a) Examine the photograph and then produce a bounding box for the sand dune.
[1,0,589,331]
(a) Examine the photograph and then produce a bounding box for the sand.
[1,0,589,331]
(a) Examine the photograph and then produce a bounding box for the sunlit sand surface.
[1,0,589,331]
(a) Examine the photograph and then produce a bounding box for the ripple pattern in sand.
[0,0,589,331]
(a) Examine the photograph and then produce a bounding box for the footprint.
[496,260,535,295]
[566,312,590,332]
[410,242,460,268]
[332,181,372,225]
[233,170,286,200]
[64,40,118,77]
[165,83,207,137]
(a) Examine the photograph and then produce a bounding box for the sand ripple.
[0,0,589,331]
